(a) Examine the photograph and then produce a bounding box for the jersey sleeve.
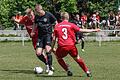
[48,12,57,24]
[53,26,58,37]
[19,16,27,24]
[72,23,80,32]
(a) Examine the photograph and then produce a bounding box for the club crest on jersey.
[43,18,47,22]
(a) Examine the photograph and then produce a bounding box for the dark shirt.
[72,19,82,28]
[108,15,116,25]
[35,12,56,36]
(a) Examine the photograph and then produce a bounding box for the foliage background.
[0,0,119,29]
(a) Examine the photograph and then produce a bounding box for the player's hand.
[52,48,56,54]
[49,48,56,54]
[30,32,35,37]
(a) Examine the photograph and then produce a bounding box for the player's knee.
[36,52,42,56]
[45,45,51,52]
[36,50,43,56]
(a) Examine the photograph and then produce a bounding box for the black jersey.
[108,15,116,25]
[35,12,56,36]
[72,20,82,28]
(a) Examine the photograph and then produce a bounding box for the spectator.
[115,11,120,36]
[13,12,24,30]
[89,12,100,29]
[81,12,87,29]
[107,10,116,30]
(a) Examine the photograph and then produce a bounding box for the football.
[34,66,43,74]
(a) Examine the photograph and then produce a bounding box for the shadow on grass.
[36,75,82,77]
[1,69,34,74]
[0,69,93,79]
[36,75,92,80]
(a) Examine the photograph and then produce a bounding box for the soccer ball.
[34,66,43,74]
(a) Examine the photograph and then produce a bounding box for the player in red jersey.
[12,8,37,49]
[51,12,100,77]
[12,8,52,72]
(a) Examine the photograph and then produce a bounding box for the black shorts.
[36,34,52,48]
[75,32,84,41]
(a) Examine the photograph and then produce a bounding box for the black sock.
[81,40,84,49]
[46,52,52,70]
[37,54,47,65]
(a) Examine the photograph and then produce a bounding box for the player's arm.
[11,16,25,25]
[31,22,37,37]
[79,28,101,33]
[11,16,20,23]
[50,33,57,54]
[73,23,101,33]
[51,36,56,51]
[49,12,58,29]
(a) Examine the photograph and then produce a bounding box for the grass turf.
[0,41,120,80]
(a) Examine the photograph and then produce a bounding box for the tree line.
[0,0,118,29]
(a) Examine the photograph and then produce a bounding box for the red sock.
[75,58,89,73]
[58,59,68,71]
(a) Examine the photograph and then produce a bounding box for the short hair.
[35,4,43,10]
[61,12,69,20]
[25,8,32,14]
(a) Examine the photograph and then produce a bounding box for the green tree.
[60,0,78,13]
[88,1,117,17]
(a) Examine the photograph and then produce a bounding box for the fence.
[84,30,120,46]
[0,30,120,46]
[0,30,30,46]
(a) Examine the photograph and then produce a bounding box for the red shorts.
[55,45,78,59]
[26,27,38,50]
[32,32,38,50]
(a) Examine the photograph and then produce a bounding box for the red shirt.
[15,15,23,22]
[81,15,87,23]
[19,15,38,37]
[54,20,80,47]
[96,15,100,22]
[19,15,34,26]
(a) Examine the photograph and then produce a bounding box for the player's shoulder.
[45,12,53,16]
[23,15,28,18]
[68,21,76,26]
[46,11,52,14]
[19,15,27,21]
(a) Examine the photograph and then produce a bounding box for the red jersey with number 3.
[54,20,80,47]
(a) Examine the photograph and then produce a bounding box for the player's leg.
[79,32,85,51]
[81,38,85,51]
[45,34,54,75]
[55,47,73,76]
[35,38,48,65]
[75,32,80,44]
[57,58,73,76]
[69,46,91,77]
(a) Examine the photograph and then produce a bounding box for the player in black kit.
[72,14,85,52]
[31,4,57,75]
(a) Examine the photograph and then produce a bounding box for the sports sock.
[57,58,68,71]
[37,54,47,65]
[81,39,84,49]
[46,52,52,70]
[75,58,89,73]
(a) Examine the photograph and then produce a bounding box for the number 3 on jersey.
[62,28,68,39]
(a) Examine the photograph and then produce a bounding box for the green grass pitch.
[0,41,120,80]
